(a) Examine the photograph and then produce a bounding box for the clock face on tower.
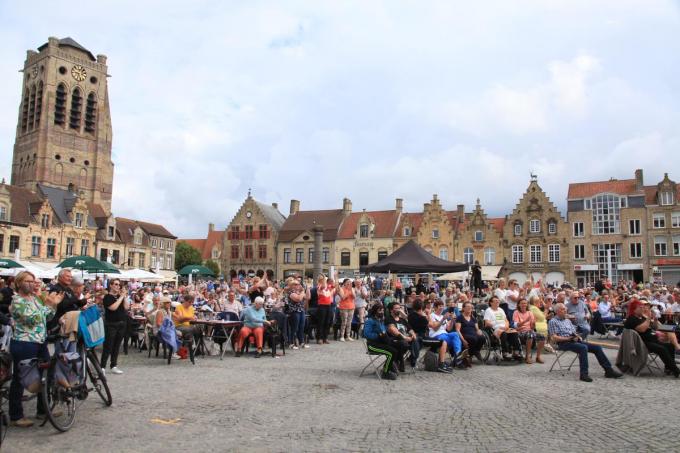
[71,65,87,82]
[246,211,252,218]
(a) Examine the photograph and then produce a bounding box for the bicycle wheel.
[40,362,76,432]
[86,351,112,406]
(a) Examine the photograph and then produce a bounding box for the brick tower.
[11,37,114,213]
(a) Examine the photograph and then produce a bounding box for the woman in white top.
[483,295,521,360]
[429,300,463,362]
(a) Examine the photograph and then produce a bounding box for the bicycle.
[40,334,112,432]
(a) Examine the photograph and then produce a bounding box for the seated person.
[624,299,680,377]
[548,303,623,382]
[221,290,243,319]
[456,301,486,362]
[513,298,545,364]
[385,302,419,370]
[363,304,399,380]
[429,300,463,369]
[172,294,202,346]
[484,295,521,360]
[566,293,591,340]
[235,296,271,358]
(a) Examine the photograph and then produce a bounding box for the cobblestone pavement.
[3,339,679,453]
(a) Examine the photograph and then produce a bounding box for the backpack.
[423,349,439,372]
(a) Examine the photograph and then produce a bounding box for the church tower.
[12,37,114,213]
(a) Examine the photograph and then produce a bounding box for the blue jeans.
[600,317,623,335]
[558,341,612,377]
[9,340,48,421]
[434,332,462,355]
[288,311,306,345]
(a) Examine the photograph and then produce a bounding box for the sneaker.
[110,367,124,375]
[604,368,623,379]
[339,338,345,342]
[579,375,593,383]
[302,343,310,349]
[347,337,355,341]
[172,353,181,359]
[292,345,299,350]
[36,410,63,420]
[100,368,106,377]
[381,371,397,380]
[10,418,33,428]
[437,364,453,374]
[255,351,262,358]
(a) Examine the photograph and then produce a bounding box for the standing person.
[394,277,403,303]
[47,268,85,330]
[337,279,356,342]
[494,278,508,313]
[100,279,129,375]
[288,280,307,349]
[9,271,63,427]
[316,275,333,344]
[471,261,483,297]
[354,279,369,337]
[504,279,521,326]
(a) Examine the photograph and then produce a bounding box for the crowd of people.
[1,268,679,427]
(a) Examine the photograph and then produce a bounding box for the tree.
[174,242,202,271]
[204,259,220,277]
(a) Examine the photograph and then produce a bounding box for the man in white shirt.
[504,279,521,326]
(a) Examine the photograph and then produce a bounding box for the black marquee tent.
[359,240,469,274]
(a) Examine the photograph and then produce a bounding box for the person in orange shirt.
[337,279,355,342]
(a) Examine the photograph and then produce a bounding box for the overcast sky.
[1,1,679,238]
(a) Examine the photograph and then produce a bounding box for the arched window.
[54,163,64,185]
[34,81,43,128]
[54,83,67,126]
[28,84,36,130]
[80,168,87,188]
[463,247,474,264]
[439,247,448,261]
[85,92,97,133]
[69,87,82,130]
[21,88,30,133]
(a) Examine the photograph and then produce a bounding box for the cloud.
[0,1,679,237]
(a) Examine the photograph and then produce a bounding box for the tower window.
[85,92,97,133]
[69,88,82,131]
[89,76,98,84]
[34,81,43,129]
[84,160,89,166]
[54,83,66,126]
[55,154,61,160]
[28,84,36,130]
[69,157,75,163]
[58,66,67,75]
[21,89,29,133]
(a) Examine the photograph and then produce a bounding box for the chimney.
[272,202,278,210]
[396,198,403,212]
[47,37,59,48]
[290,199,300,216]
[457,204,465,221]
[342,198,352,215]
[424,202,431,211]
[208,223,215,232]
[635,169,644,190]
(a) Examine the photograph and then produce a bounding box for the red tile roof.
[567,179,641,199]
[395,213,423,238]
[643,185,680,205]
[4,185,43,225]
[178,230,224,260]
[488,217,506,233]
[337,210,400,239]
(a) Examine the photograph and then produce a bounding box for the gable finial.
[247,188,252,198]
[530,172,537,182]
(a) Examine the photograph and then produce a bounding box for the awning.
[156,269,178,282]
[436,265,502,281]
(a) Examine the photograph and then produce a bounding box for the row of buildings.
[182,170,680,287]
[1,37,178,277]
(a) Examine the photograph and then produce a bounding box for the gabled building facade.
[502,178,570,286]
[455,199,504,267]
[644,172,680,285]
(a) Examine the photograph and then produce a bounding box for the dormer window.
[432,228,439,239]
[474,230,483,242]
[134,232,142,245]
[403,227,411,237]
[660,191,674,206]
[159,239,164,249]
[74,212,83,228]
[359,224,369,238]
[41,214,50,228]
[514,223,522,236]
[107,226,114,239]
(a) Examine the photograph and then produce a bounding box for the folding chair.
[548,335,579,375]
[359,339,388,379]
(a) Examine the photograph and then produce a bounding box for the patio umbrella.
[57,256,121,274]
[0,259,24,269]
[177,264,215,277]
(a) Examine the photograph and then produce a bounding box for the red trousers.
[237,326,264,350]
